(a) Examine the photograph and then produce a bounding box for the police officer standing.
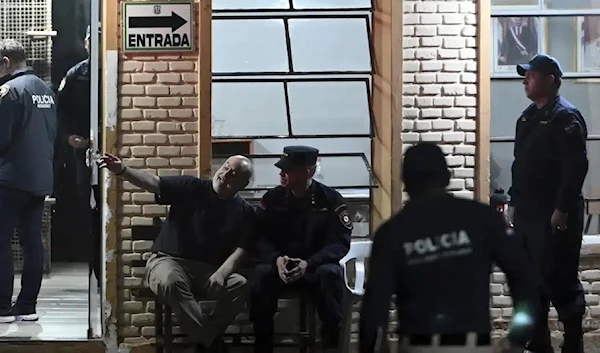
[359,143,540,353]
[508,54,588,353]
[57,25,102,287]
[0,39,57,323]
[250,146,352,353]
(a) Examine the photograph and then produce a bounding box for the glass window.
[491,80,600,138]
[212,19,289,73]
[292,0,372,9]
[288,18,372,72]
[212,82,289,137]
[491,0,542,6]
[492,0,600,9]
[491,15,600,75]
[287,81,371,136]
[213,0,290,10]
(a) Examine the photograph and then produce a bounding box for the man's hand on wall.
[98,153,126,175]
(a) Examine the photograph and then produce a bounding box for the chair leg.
[585,214,592,234]
[165,305,173,353]
[337,293,354,353]
[155,301,164,353]
[299,296,308,353]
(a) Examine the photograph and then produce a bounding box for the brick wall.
[402,0,477,201]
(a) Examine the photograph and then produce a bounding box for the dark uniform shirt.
[0,68,57,196]
[359,193,539,352]
[57,58,91,142]
[255,180,352,269]
[509,95,588,213]
[151,176,255,265]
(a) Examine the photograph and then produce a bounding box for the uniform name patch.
[31,94,55,109]
[0,84,9,98]
[338,209,352,230]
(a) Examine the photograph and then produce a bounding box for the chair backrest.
[339,240,373,296]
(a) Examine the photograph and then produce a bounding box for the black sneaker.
[12,306,38,322]
[0,308,15,324]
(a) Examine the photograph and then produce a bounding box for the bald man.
[99,153,255,353]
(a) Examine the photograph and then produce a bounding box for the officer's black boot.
[253,326,274,353]
[321,326,340,353]
[560,320,584,353]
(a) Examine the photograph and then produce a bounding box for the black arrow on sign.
[129,11,187,32]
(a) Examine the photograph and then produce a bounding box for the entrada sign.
[123,1,194,53]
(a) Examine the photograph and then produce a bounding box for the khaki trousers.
[145,252,247,347]
[398,333,494,353]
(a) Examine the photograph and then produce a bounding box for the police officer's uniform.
[250,146,352,353]
[359,143,539,353]
[57,25,102,286]
[509,55,588,353]
[0,66,57,320]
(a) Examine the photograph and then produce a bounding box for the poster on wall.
[577,16,600,72]
[492,15,547,74]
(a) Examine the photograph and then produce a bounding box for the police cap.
[275,145,319,170]
[516,53,563,78]
[402,142,450,189]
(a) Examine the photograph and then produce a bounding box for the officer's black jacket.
[57,58,93,143]
[358,193,539,353]
[509,95,588,212]
[0,68,57,196]
[254,181,352,269]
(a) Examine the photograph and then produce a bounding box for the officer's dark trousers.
[249,262,345,351]
[0,186,45,313]
[514,201,586,351]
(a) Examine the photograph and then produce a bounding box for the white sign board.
[123,1,194,53]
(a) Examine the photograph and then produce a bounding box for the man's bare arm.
[216,247,246,277]
[121,167,160,194]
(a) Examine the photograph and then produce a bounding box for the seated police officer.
[99,153,254,353]
[359,143,540,353]
[250,146,352,353]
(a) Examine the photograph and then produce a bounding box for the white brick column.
[403,0,478,200]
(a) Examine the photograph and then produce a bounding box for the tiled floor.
[0,263,102,341]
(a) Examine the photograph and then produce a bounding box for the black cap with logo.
[274,145,319,171]
[516,54,563,78]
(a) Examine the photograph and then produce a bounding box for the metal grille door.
[0,0,54,82]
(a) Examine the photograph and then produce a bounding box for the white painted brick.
[443,108,466,119]
[443,37,466,49]
[466,108,477,118]
[438,144,454,154]
[456,119,476,131]
[461,73,477,83]
[415,26,437,37]
[403,97,415,107]
[462,25,477,37]
[433,97,454,107]
[404,2,414,13]
[421,108,443,119]
[465,84,477,95]
[404,14,419,25]
[455,145,476,155]
[416,2,437,13]
[420,132,443,142]
[465,60,477,72]
[438,49,459,59]
[402,132,420,143]
[404,37,419,48]
[465,156,475,167]
[452,190,474,199]
[404,49,416,60]
[403,73,415,83]
[438,26,462,36]
[443,62,466,72]
[466,37,477,48]
[454,167,475,178]
[416,97,433,107]
[455,96,476,107]
[432,119,454,130]
[446,155,465,167]
[415,73,437,83]
[437,73,460,83]
[465,14,477,25]
[420,61,443,71]
[414,121,432,131]
[404,84,420,95]
[443,85,466,96]
[466,178,475,189]
[443,132,466,143]
[404,61,420,72]
[438,2,460,13]
[443,14,465,25]
[448,179,466,190]
[460,3,477,14]
[420,14,443,25]
[404,26,415,36]
[421,85,442,95]
[466,132,477,143]
[402,120,414,131]
[421,37,443,47]
[415,48,438,60]
[404,108,420,119]
[460,48,477,59]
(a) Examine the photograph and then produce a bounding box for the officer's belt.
[402,333,490,346]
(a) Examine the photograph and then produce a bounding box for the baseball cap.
[516,54,563,78]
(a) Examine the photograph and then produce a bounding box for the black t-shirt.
[150,176,254,265]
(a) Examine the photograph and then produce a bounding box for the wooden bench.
[130,219,319,353]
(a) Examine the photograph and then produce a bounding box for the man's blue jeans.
[0,186,45,312]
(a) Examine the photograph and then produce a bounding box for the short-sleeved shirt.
[150,176,255,265]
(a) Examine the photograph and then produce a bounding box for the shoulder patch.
[336,205,353,230]
[58,78,66,92]
[0,84,9,98]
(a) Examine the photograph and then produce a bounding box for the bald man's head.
[212,155,254,198]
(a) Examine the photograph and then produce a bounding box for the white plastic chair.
[337,240,373,353]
